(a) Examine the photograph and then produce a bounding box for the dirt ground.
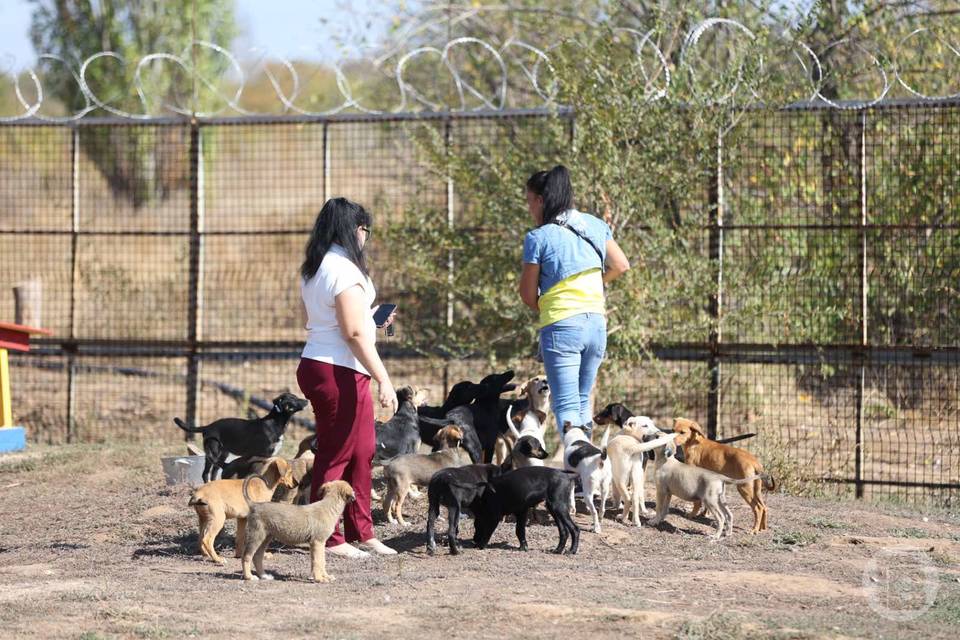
[1,443,958,640]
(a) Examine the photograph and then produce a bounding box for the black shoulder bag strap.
[553,220,606,272]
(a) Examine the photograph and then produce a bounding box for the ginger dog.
[188,457,295,563]
[671,418,776,533]
[241,479,355,582]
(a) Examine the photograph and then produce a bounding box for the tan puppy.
[241,479,355,582]
[495,376,551,463]
[649,443,768,540]
[189,457,295,563]
[273,451,315,505]
[383,426,467,526]
[672,418,776,533]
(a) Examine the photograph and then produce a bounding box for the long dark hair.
[526,164,574,225]
[301,197,373,280]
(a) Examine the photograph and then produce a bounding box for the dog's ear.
[532,409,546,424]
[511,409,525,426]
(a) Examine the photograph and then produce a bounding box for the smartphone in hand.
[372,303,397,330]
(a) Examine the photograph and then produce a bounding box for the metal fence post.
[706,130,724,440]
[185,121,205,436]
[66,126,80,444]
[854,111,868,499]
[444,117,454,390]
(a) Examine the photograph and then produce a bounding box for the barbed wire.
[1,18,957,122]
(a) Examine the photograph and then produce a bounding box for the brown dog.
[671,418,776,533]
[241,479,355,582]
[383,425,467,526]
[188,457,295,563]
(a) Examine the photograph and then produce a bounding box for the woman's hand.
[372,305,398,329]
[378,378,398,415]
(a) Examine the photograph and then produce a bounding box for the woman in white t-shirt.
[297,197,398,558]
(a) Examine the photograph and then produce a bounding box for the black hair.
[301,197,373,280]
[525,164,574,225]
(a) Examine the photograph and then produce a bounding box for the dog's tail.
[716,432,756,445]
[763,473,777,491]
[242,473,266,507]
[505,405,521,440]
[173,417,203,433]
[723,473,771,486]
[598,426,611,466]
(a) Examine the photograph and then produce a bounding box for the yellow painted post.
[0,348,11,427]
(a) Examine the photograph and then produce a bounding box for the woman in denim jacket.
[518,165,631,441]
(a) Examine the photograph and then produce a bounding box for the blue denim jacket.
[522,209,612,293]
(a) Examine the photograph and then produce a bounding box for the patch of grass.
[807,516,844,530]
[772,531,819,548]
[134,622,174,639]
[930,550,958,567]
[77,633,106,640]
[675,613,750,640]
[927,593,960,625]
[891,527,932,539]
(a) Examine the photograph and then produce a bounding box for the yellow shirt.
[538,268,605,328]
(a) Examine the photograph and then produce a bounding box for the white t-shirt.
[301,243,377,376]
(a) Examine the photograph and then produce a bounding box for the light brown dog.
[383,425,466,526]
[241,479,355,582]
[671,418,776,533]
[273,451,315,505]
[189,457,295,563]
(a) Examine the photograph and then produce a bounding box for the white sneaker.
[360,538,398,555]
[327,543,370,559]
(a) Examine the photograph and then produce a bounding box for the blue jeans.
[539,312,607,432]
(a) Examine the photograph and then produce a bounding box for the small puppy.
[672,418,776,533]
[649,443,769,539]
[607,417,677,526]
[272,452,315,505]
[426,463,502,555]
[503,404,549,468]
[561,422,612,533]
[175,392,309,482]
[241,479,356,582]
[383,426,467,526]
[188,457,295,563]
[472,466,580,554]
[375,386,429,462]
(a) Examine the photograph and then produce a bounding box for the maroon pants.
[297,358,375,546]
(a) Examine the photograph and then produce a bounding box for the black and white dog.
[562,421,612,533]
[174,392,308,482]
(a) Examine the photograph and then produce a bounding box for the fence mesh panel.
[1,105,958,506]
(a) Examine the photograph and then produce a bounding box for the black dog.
[470,370,517,462]
[219,455,269,479]
[426,463,502,555]
[374,386,422,463]
[418,380,483,445]
[473,466,580,555]
[174,392,308,482]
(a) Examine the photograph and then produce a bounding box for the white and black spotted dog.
[504,404,549,468]
[561,421,612,533]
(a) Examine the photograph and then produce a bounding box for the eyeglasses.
[360,225,372,236]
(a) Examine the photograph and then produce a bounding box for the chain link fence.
[1,103,958,505]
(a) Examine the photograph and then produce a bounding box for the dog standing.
[472,466,580,555]
[648,442,769,540]
[561,422,612,533]
[240,479,355,582]
[374,387,428,462]
[188,457,295,563]
[496,376,550,463]
[174,392,308,482]
[672,418,776,533]
[382,426,468,526]
[425,463,502,555]
[607,417,676,526]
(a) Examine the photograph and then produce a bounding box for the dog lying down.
[648,443,771,540]
[241,478,356,582]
